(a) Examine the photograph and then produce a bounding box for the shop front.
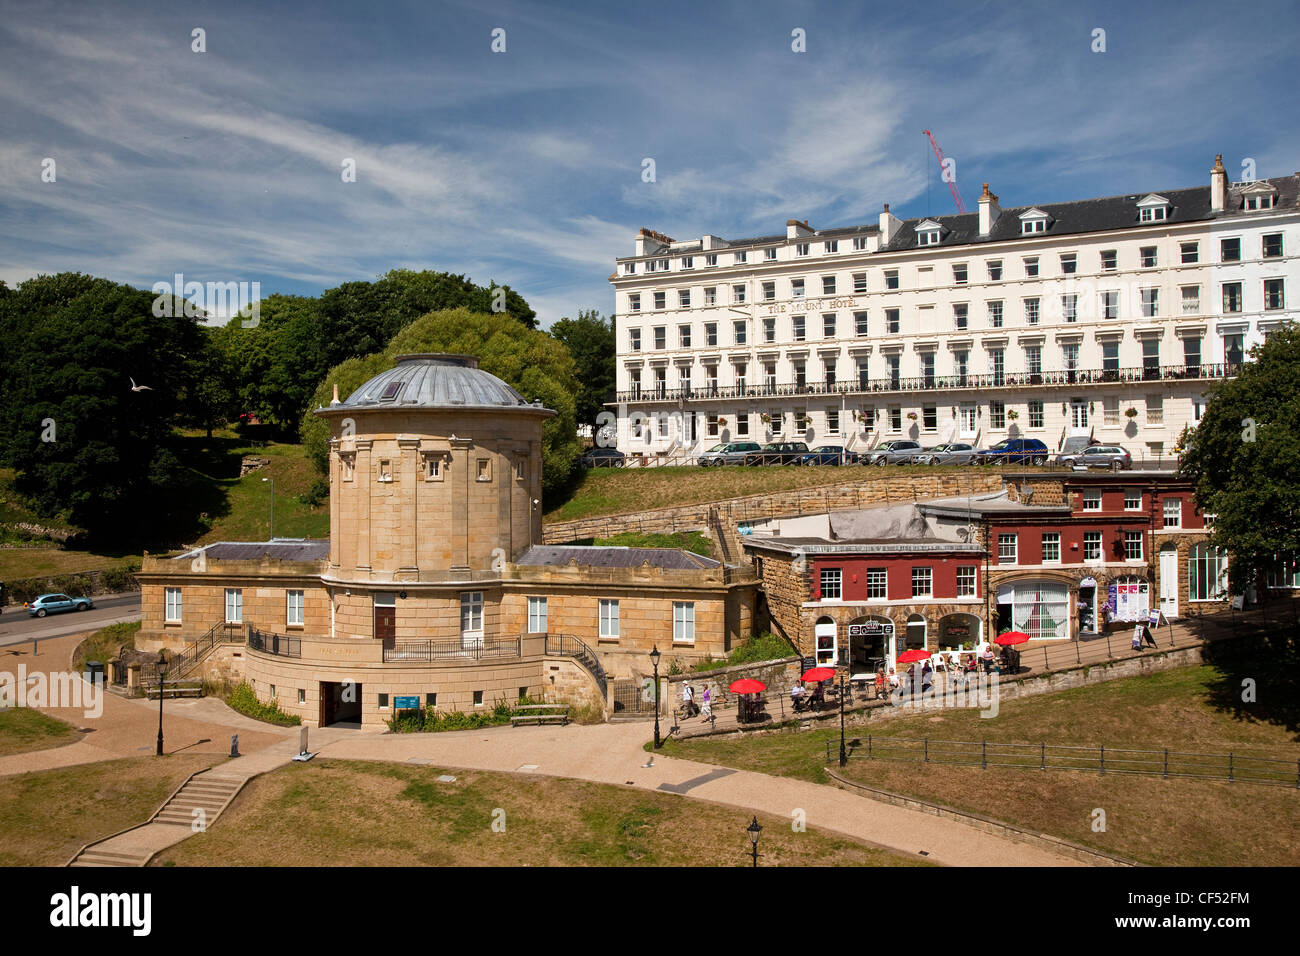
[996,580,1072,640]
[846,616,896,673]
[938,612,982,650]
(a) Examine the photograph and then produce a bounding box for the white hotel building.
[608,156,1298,461]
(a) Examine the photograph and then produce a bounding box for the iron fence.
[543,633,607,697]
[383,637,521,662]
[826,734,1300,788]
[247,626,302,658]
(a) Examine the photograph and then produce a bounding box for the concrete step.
[73,851,148,867]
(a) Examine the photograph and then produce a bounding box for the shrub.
[691,632,797,671]
[298,479,330,508]
[226,681,301,726]
[386,695,547,733]
[100,562,141,592]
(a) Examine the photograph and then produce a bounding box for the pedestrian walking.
[700,685,712,719]
[682,682,698,718]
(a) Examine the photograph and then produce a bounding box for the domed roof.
[331,354,551,413]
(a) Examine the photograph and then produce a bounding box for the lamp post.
[838,671,848,766]
[155,649,170,756]
[650,645,661,749]
[746,815,762,867]
[262,476,275,540]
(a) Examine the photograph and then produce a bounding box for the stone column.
[355,439,372,571]
[398,437,421,573]
[328,441,341,568]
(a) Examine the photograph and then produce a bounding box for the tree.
[0,273,210,542]
[301,308,580,502]
[549,310,615,431]
[1179,324,1300,590]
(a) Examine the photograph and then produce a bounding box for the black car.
[745,441,810,466]
[581,446,626,468]
[973,438,1050,466]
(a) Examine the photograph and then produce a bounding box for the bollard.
[299,725,309,756]
[1100,745,1105,775]
[1163,749,1168,779]
[1040,743,1046,770]
[981,740,987,770]
[230,734,240,758]
[1228,752,1234,784]
[924,738,929,763]
[1043,646,1049,670]
[868,735,872,760]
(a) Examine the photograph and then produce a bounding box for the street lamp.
[262,477,275,540]
[838,671,848,767]
[650,645,662,749]
[155,649,170,756]
[746,815,762,867]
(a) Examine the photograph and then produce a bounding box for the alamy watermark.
[151,273,261,327]
[0,665,103,719]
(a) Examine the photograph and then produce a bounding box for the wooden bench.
[510,703,569,727]
[144,680,204,700]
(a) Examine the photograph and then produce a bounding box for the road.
[0,592,141,649]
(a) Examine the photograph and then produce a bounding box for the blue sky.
[3,0,1298,327]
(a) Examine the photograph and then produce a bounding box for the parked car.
[1059,444,1133,471]
[912,442,977,465]
[972,438,1050,466]
[581,446,626,468]
[1053,435,1094,465]
[862,439,923,465]
[799,445,857,465]
[25,593,94,617]
[697,441,762,466]
[745,441,810,466]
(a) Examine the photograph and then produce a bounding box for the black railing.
[544,633,608,698]
[247,625,302,658]
[383,637,521,662]
[141,620,243,682]
[617,363,1238,403]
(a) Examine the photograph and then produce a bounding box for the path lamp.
[262,477,275,540]
[155,649,170,756]
[746,815,762,867]
[650,645,662,749]
[839,671,848,767]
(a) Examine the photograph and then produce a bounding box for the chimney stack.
[786,219,814,239]
[1210,154,1227,213]
[978,183,1001,236]
[330,383,341,406]
[878,203,901,244]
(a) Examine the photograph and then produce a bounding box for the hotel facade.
[608,156,1299,461]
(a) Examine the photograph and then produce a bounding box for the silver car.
[912,442,977,465]
[1059,444,1133,471]
[696,441,762,466]
[862,439,923,465]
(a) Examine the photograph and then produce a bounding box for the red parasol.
[729,678,767,694]
[897,649,931,664]
[995,631,1030,646]
[801,667,836,682]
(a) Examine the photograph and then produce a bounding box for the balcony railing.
[617,363,1238,403]
[382,637,522,662]
[247,626,301,658]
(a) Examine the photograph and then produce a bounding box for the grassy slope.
[0,755,222,866]
[154,758,928,867]
[659,665,1300,866]
[0,709,81,757]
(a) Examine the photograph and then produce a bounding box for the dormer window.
[1244,194,1276,210]
[916,219,943,246]
[1019,208,1051,235]
[1137,194,1171,222]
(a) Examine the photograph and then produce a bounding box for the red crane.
[922,129,967,214]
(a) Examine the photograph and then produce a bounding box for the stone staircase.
[68,770,246,867]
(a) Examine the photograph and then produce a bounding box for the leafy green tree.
[302,308,580,502]
[549,309,615,430]
[0,273,209,542]
[1179,324,1300,590]
[315,269,536,368]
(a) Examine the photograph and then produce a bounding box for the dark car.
[862,439,923,465]
[26,593,94,617]
[745,441,810,466]
[581,446,626,468]
[973,438,1050,466]
[697,441,762,466]
[1060,444,1133,471]
[912,442,977,465]
[799,445,856,465]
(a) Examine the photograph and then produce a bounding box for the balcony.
[383,637,522,662]
[615,363,1236,403]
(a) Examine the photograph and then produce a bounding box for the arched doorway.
[905,614,928,651]
[814,615,837,666]
[847,615,895,672]
[938,613,981,650]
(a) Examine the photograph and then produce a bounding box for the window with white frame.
[1188,545,1228,601]
[796,243,809,256]
[1124,488,1142,510]
[853,272,867,293]
[1041,533,1061,564]
[1028,400,1044,428]
[987,260,1002,281]
[822,275,836,295]
[1059,252,1077,274]
[287,590,304,627]
[733,284,746,304]
[1125,532,1144,561]
[1083,531,1102,561]
[673,602,695,644]
[912,567,933,597]
[1082,489,1101,511]
[704,286,717,305]
[527,596,548,633]
[824,240,838,253]
[678,289,690,308]
[165,588,182,623]
[705,254,717,267]
[1181,242,1199,263]
[653,291,666,310]
[598,599,620,639]
[998,534,1018,564]
[791,278,805,299]
[855,311,869,336]
[224,588,242,624]
[820,568,842,600]
[853,236,868,250]
[1023,256,1040,276]
[1163,499,1182,528]
[765,247,777,260]
[1140,246,1157,268]
[957,566,977,597]
[1101,249,1118,271]
[461,591,483,638]
[953,263,968,284]
[762,281,775,302]
[866,568,887,600]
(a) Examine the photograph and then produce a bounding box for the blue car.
[799,445,857,465]
[25,593,94,617]
[972,438,1050,466]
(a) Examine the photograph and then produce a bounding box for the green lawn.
[0,708,81,757]
[0,755,222,866]
[154,759,929,867]
[659,662,1300,866]
[72,621,141,674]
[592,530,715,558]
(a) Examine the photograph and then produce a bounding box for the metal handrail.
[142,620,243,681]
[247,625,302,658]
[544,633,608,698]
[383,637,521,662]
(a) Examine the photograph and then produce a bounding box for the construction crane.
[922,129,967,214]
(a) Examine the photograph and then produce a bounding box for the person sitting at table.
[809,681,826,708]
[874,671,886,699]
[921,660,933,693]
[981,645,995,673]
[887,669,901,694]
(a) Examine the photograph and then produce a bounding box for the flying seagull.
[130,378,152,392]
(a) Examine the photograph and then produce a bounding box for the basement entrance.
[321,681,362,726]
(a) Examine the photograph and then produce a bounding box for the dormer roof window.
[1240,181,1278,210]
[1137,194,1171,222]
[916,219,944,246]
[1019,208,1051,235]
